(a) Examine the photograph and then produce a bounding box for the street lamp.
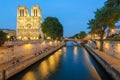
[54,40,57,46]
[58,41,60,45]
[41,41,46,50]
[7,35,10,41]
[12,41,16,64]
[49,41,53,46]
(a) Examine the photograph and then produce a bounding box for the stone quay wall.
[0,40,58,64]
[89,40,120,59]
[0,41,65,80]
[83,45,120,80]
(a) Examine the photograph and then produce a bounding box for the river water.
[8,42,112,80]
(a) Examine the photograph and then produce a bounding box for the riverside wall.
[0,41,65,80]
[0,40,58,64]
[83,44,120,80]
[89,40,120,59]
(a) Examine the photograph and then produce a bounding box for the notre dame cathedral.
[16,6,43,40]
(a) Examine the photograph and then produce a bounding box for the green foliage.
[88,0,120,51]
[72,31,87,39]
[88,0,120,36]
[41,17,63,40]
[89,6,120,37]
[95,7,120,27]
[0,30,7,46]
[114,35,120,38]
[79,31,87,39]
[105,0,120,7]
[88,19,102,35]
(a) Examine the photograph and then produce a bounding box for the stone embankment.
[0,41,65,80]
[83,44,120,80]
[89,40,120,59]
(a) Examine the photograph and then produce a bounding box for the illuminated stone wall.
[0,42,45,64]
[96,41,120,58]
[0,40,60,64]
[17,6,43,40]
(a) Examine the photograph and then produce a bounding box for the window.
[20,9,24,17]
[34,9,37,16]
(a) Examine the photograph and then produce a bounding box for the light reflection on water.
[21,71,36,80]
[21,49,62,80]
[74,46,78,62]
[74,46,78,56]
[83,49,101,80]
[63,47,66,53]
[9,43,112,80]
[39,61,49,79]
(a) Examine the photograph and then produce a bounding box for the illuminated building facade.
[16,6,43,40]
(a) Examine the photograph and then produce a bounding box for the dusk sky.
[0,0,105,37]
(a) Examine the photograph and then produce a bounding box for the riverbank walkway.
[0,43,65,80]
[85,44,120,80]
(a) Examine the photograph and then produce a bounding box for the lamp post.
[11,36,17,64]
[12,41,15,65]
[7,35,10,41]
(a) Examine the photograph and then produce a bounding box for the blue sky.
[0,0,105,37]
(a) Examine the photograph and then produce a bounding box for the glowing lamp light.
[23,37,28,40]
[7,35,10,39]
[58,41,61,44]
[103,36,106,39]
[37,37,39,40]
[94,34,97,37]
[47,37,51,40]
[104,42,110,49]
[54,40,57,44]
[49,41,53,46]
[19,36,21,39]
[111,29,115,33]
[42,41,46,46]
[24,43,32,49]
[117,44,120,49]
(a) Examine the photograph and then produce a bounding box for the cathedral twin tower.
[16,6,43,40]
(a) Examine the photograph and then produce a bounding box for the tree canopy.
[88,0,120,51]
[72,31,87,39]
[41,17,63,40]
[0,30,7,46]
[105,0,120,7]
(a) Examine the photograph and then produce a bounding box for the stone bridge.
[64,39,79,43]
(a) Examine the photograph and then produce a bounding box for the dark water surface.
[8,42,113,80]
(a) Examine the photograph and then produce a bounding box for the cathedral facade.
[16,6,43,40]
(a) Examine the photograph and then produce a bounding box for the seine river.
[8,42,113,80]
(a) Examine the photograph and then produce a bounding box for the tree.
[88,5,120,51]
[0,30,7,46]
[87,0,120,51]
[72,31,87,39]
[79,31,87,39]
[88,19,101,35]
[41,17,63,40]
[105,0,120,7]
[88,18,105,51]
